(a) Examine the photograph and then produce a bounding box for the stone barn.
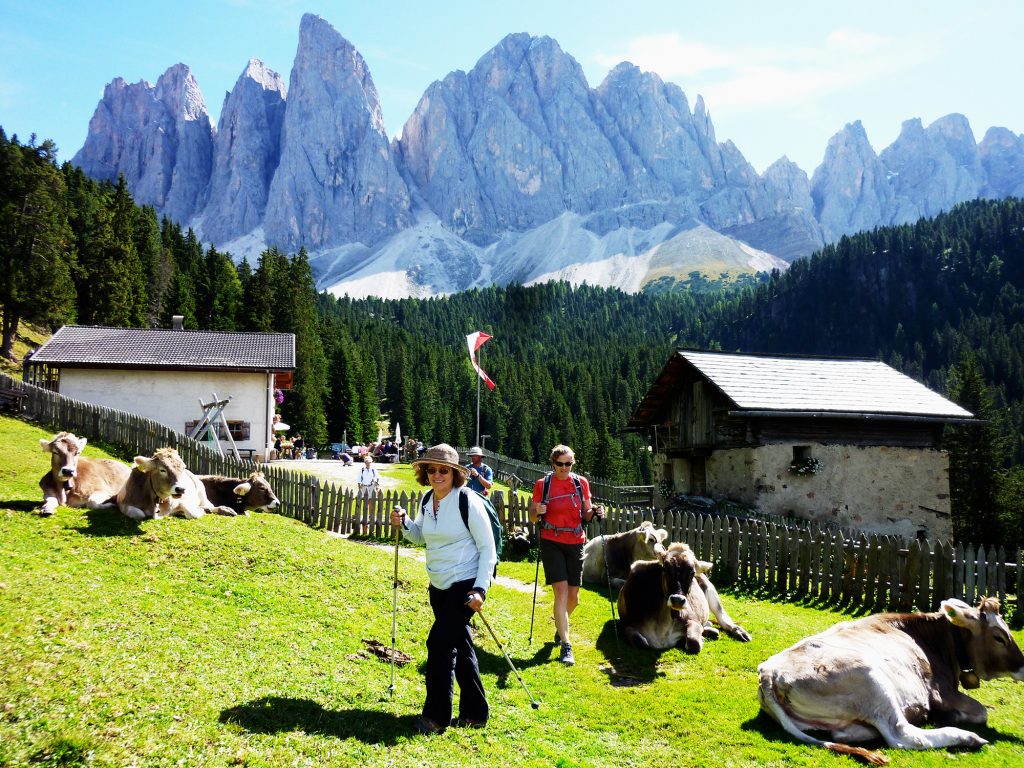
[629,349,976,539]
[25,324,295,461]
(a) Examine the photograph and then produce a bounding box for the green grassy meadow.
[2,415,1023,767]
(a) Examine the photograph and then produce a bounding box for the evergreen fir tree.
[945,353,1010,545]
[0,132,76,358]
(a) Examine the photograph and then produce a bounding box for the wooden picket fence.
[4,372,1021,619]
[464,447,654,506]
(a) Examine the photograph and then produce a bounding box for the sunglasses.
[553,460,574,468]
[425,466,451,476]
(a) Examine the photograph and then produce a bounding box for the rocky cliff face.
[201,59,287,244]
[72,16,1024,299]
[979,127,1024,198]
[263,14,412,251]
[811,121,894,243]
[73,63,214,225]
[880,114,982,224]
[397,34,639,241]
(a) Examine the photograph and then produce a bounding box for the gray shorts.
[540,538,584,587]
[358,484,376,499]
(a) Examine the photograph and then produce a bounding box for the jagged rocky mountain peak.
[261,12,412,251]
[241,58,287,94]
[71,17,1024,299]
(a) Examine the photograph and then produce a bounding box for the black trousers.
[423,578,489,725]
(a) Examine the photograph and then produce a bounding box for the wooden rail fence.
[5,372,1020,618]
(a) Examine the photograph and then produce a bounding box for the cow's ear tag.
[941,598,974,627]
[233,482,251,496]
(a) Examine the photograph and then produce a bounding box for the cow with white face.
[758,597,1024,762]
[197,472,280,516]
[617,542,752,652]
[38,432,131,516]
[582,520,668,588]
[117,447,233,521]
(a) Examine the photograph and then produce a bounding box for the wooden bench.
[235,448,257,461]
[0,387,27,415]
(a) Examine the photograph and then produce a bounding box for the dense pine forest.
[3,128,1023,546]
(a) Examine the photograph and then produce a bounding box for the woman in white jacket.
[391,443,497,734]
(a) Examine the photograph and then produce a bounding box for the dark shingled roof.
[29,326,295,371]
[630,349,973,427]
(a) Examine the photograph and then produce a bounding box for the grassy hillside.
[0,323,49,378]
[2,415,1023,767]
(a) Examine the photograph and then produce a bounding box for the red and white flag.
[466,331,495,390]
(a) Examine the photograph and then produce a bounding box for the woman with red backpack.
[529,444,604,667]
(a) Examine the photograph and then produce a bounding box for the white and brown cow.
[758,597,1024,762]
[618,542,751,652]
[197,472,280,516]
[38,432,131,516]
[582,520,668,588]
[117,447,233,521]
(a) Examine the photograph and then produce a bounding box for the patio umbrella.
[273,422,290,432]
[395,422,401,447]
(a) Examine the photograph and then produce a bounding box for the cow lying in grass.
[197,472,280,516]
[582,520,668,588]
[758,597,1024,763]
[117,447,234,520]
[38,432,131,517]
[618,542,751,652]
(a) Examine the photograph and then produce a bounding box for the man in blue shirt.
[464,447,493,496]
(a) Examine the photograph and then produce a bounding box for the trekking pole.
[470,599,541,709]
[389,510,402,698]
[598,512,622,657]
[528,543,541,645]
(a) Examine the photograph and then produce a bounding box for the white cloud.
[595,28,936,116]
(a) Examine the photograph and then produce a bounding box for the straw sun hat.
[412,443,469,477]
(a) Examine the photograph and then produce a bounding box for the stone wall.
[706,442,951,539]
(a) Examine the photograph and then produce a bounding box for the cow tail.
[823,743,890,766]
[757,671,890,766]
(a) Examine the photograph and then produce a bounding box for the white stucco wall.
[59,369,273,455]
[706,443,952,540]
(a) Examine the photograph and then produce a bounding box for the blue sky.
[1,0,1020,173]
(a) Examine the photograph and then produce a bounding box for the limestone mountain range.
[72,13,1024,299]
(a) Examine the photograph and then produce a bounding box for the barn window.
[789,445,823,476]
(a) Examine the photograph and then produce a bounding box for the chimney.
[171,315,184,331]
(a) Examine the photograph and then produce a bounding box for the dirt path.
[266,458,402,489]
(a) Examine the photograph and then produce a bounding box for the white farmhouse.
[25,324,295,461]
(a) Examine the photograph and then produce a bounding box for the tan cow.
[617,542,751,652]
[582,520,668,588]
[197,472,280,516]
[117,447,233,520]
[758,598,1024,763]
[38,432,131,516]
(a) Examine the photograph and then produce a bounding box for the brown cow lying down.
[582,520,668,588]
[38,432,131,516]
[618,542,751,652]
[758,598,1024,762]
[117,447,234,520]
[197,472,280,516]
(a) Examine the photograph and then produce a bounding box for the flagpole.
[475,344,482,446]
